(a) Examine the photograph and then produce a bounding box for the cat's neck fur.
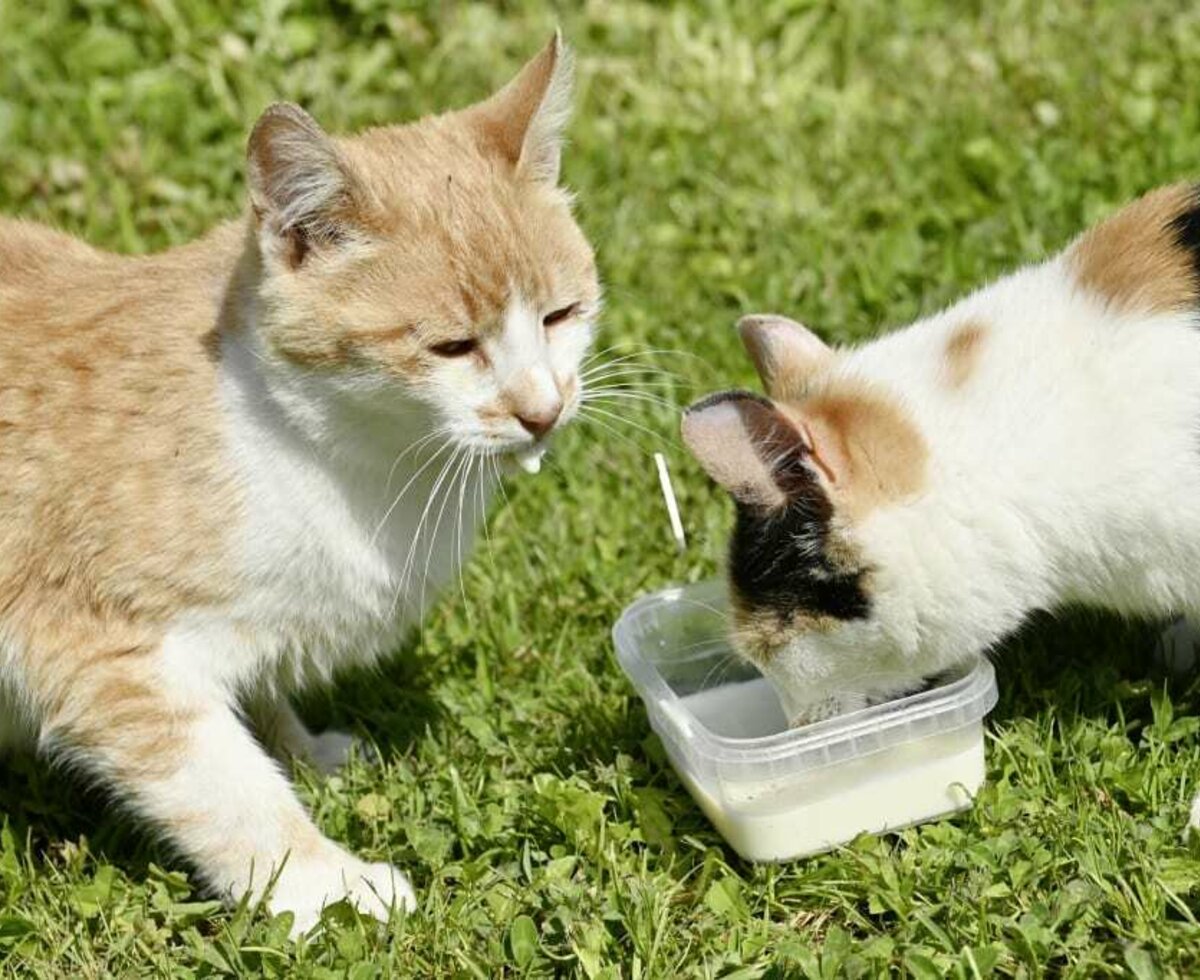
[210,223,487,686]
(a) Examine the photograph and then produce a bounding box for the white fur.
[757,257,1200,826]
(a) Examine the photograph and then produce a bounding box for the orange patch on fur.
[1068,183,1200,314]
[0,220,243,663]
[791,381,928,520]
[943,320,987,389]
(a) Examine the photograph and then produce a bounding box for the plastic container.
[612,580,999,861]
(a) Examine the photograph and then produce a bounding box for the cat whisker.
[580,341,645,366]
[392,444,463,619]
[580,390,678,412]
[386,426,452,492]
[418,448,472,617]
[580,343,641,371]
[582,384,676,398]
[669,597,732,620]
[581,372,683,396]
[474,450,496,570]
[581,345,700,371]
[487,453,538,584]
[697,655,740,693]
[580,363,683,386]
[451,450,478,607]
[581,369,681,389]
[575,408,653,455]
[581,359,682,378]
[577,404,670,444]
[371,437,455,546]
[580,350,686,369]
[581,376,683,390]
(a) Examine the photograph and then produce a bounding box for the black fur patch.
[728,445,870,624]
[1168,184,1200,291]
[686,388,775,415]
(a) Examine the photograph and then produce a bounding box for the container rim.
[612,580,999,766]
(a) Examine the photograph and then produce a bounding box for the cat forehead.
[308,166,592,334]
[344,135,591,296]
[340,120,572,235]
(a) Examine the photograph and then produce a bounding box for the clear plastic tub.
[612,580,999,861]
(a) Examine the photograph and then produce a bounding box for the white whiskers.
[370,435,455,546]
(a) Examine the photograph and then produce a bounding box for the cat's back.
[0,217,241,449]
[0,217,240,351]
[0,217,247,623]
[0,217,106,284]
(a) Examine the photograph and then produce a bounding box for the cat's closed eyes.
[0,33,598,933]
[684,183,1200,828]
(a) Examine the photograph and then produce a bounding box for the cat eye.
[430,339,477,358]
[542,303,579,328]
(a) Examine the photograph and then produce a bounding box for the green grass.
[3,0,1200,975]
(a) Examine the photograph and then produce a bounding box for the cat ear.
[246,102,367,268]
[737,314,832,397]
[468,31,574,184]
[681,391,813,509]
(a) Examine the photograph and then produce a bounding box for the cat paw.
[305,730,357,774]
[1155,618,1200,676]
[294,730,380,775]
[270,849,416,937]
[1188,792,1200,837]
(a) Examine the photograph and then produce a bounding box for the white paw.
[305,730,357,775]
[270,847,416,937]
[1189,792,1200,836]
[1156,618,1200,676]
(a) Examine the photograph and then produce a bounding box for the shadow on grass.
[295,637,447,760]
[0,610,1190,888]
[0,637,447,886]
[0,751,166,885]
[988,608,1196,737]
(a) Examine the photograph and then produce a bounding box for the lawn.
[3,0,1200,976]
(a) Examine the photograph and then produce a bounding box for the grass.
[3,0,1200,975]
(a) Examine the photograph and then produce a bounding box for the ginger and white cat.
[683,183,1200,826]
[0,34,599,932]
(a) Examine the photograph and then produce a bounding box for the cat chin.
[762,639,972,728]
[760,650,929,729]
[780,683,921,728]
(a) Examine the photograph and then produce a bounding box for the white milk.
[613,581,998,863]
[676,680,984,860]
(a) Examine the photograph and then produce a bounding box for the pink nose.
[517,403,562,439]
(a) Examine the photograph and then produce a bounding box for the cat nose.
[517,401,562,439]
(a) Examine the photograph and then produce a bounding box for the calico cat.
[0,34,599,932]
[682,183,1200,826]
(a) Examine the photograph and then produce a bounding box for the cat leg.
[248,695,360,775]
[45,646,413,935]
[1155,616,1200,676]
[1156,617,1200,832]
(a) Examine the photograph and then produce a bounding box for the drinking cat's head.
[682,315,932,727]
